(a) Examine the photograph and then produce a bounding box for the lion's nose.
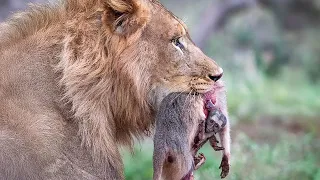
[208,67,223,82]
[209,73,223,82]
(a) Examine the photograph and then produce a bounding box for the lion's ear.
[103,0,150,36]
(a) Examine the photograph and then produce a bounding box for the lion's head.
[140,2,223,104]
[101,0,223,105]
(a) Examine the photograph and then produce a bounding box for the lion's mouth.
[203,82,224,118]
[203,91,216,118]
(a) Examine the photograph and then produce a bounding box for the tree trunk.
[193,0,257,49]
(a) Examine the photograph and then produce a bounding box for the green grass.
[225,72,320,123]
[124,133,320,180]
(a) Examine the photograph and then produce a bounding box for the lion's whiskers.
[166,80,192,104]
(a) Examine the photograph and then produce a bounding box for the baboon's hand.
[194,153,206,170]
[209,137,224,151]
[219,155,230,179]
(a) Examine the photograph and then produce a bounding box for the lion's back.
[0,26,64,179]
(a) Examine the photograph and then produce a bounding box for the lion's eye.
[171,37,185,54]
[173,37,184,49]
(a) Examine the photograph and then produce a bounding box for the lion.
[0,0,225,179]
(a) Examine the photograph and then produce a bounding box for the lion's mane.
[0,0,155,177]
[57,0,153,164]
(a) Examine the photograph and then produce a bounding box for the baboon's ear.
[104,0,150,36]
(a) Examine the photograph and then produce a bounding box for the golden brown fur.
[0,0,224,179]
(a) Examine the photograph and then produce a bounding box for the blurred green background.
[1,0,319,179]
